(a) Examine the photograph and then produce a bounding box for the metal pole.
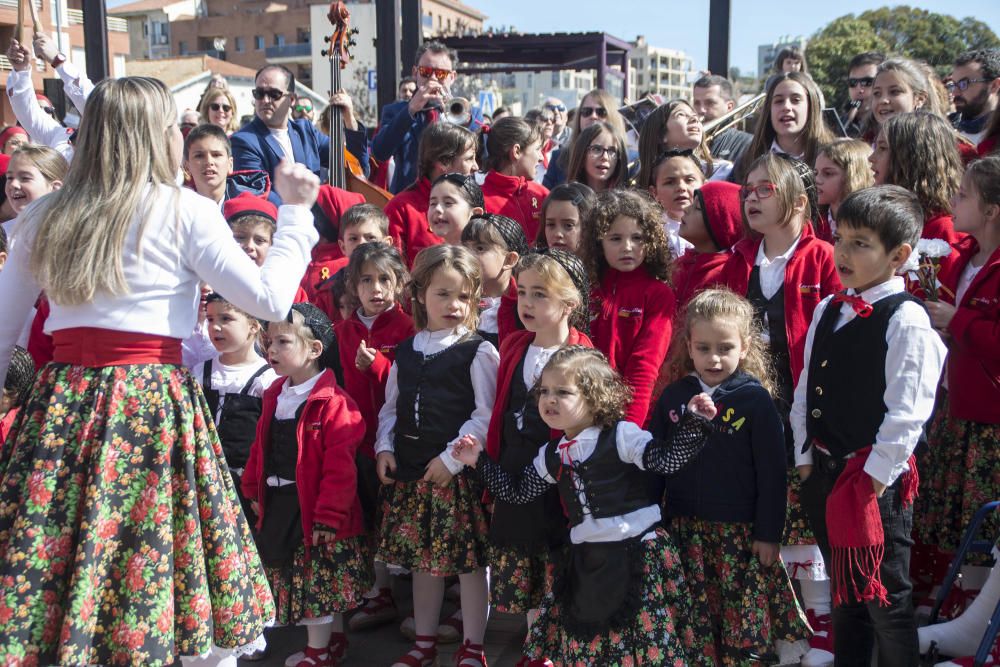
[596,36,606,91]
[708,0,731,77]
[401,0,421,75]
[82,0,109,81]
[622,48,630,102]
[374,0,400,114]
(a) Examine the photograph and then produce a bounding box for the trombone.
[703,93,765,142]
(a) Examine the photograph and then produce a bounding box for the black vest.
[393,332,482,481]
[265,403,306,481]
[805,292,919,458]
[543,427,662,527]
[202,361,270,469]
[747,266,794,405]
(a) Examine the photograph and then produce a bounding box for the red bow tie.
[554,439,578,480]
[833,292,873,318]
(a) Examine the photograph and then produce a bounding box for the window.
[255,35,265,50]
[235,36,245,52]
[551,71,559,87]
[179,40,187,55]
[274,34,285,47]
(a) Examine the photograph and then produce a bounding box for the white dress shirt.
[375,326,500,475]
[531,421,661,544]
[662,214,694,259]
[790,276,947,486]
[275,370,323,419]
[479,296,501,335]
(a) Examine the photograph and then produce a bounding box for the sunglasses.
[579,106,608,119]
[848,77,874,88]
[252,87,287,101]
[180,122,198,130]
[946,77,994,92]
[417,65,453,82]
[545,103,567,112]
[209,103,232,112]
[41,106,56,116]
[739,183,778,201]
[294,104,313,112]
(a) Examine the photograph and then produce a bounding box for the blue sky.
[468,0,1000,75]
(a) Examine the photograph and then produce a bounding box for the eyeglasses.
[41,106,55,116]
[739,183,778,201]
[416,65,453,82]
[208,103,232,112]
[540,115,555,124]
[586,145,618,160]
[180,121,198,130]
[252,87,287,101]
[848,77,874,88]
[579,106,608,119]
[294,104,313,113]
[545,103,567,112]
[946,77,995,92]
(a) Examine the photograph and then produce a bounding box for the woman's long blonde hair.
[28,76,180,305]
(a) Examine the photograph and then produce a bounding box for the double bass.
[322,2,392,208]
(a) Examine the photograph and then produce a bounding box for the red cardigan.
[721,225,841,385]
[27,296,53,369]
[0,407,18,449]
[242,369,367,544]
[672,250,732,310]
[300,243,348,304]
[335,304,415,456]
[906,212,966,299]
[480,170,549,242]
[937,236,1000,423]
[485,328,593,462]
[384,177,441,268]
[492,278,521,344]
[590,266,676,426]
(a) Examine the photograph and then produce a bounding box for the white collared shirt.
[755,234,802,300]
[770,139,804,160]
[275,370,323,419]
[357,308,378,330]
[661,214,693,259]
[479,296,502,335]
[791,276,947,486]
[531,422,661,544]
[375,326,500,475]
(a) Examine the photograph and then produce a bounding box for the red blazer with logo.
[480,170,549,242]
[384,177,441,268]
[721,224,841,385]
[590,266,676,426]
[905,212,967,299]
[485,328,593,462]
[335,304,415,456]
[300,242,349,303]
[672,250,733,310]
[937,236,1000,423]
[242,369,366,543]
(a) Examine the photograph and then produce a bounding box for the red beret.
[698,181,745,251]
[223,191,277,225]
[36,93,52,107]
[0,126,28,148]
[0,154,10,175]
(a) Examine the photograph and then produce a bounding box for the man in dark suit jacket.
[232,64,368,202]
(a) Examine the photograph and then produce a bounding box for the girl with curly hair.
[654,288,812,665]
[583,189,676,426]
[451,345,718,666]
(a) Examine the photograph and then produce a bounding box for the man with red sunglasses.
[372,41,483,194]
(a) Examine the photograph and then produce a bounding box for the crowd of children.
[0,48,997,667]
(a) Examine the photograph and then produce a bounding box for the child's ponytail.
[483,116,541,172]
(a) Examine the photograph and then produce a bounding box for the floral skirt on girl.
[377,472,489,576]
[916,390,1000,558]
[525,528,716,667]
[0,363,274,667]
[488,543,561,614]
[265,536,374,625]
[670,517,812,665]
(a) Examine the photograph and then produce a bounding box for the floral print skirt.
[266,536,373,625]
[377,473,489,577]
[0,363,274,667]
[488,543,560,614]
[916,391,1000,558]
[670,517,812,665]
[526,528,716,667]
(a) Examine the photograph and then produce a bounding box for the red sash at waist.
[52,328,183,366]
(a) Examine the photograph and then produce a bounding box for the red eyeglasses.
[739,183,778,201]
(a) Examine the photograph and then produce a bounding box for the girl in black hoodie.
[652,287,811,665]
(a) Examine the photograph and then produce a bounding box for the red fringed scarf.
[825,447,919,607]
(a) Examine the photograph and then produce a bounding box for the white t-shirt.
[269,127,295,161]
[193,356,278,425]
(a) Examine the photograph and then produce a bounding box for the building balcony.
[265,42,310,63]
[66,8,128,32]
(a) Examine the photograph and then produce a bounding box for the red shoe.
[349,588,398,631]
[392,635,438,667]
[514,657,553,667]
[453,639,487,667]
[806,609,834,652]
[327,632,348,663]
[292,645,335,667]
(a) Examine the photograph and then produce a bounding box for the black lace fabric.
[474,452,550,504]
[642,410,712,476]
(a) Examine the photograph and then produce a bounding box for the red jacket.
[721,224,841,385]
[242,369,367,544]
[672,250,732,310]
[590,267,676,426]
[490,278,521,344]
[335,304,415,456]
[906,212,966,299]
[28,296,53,369]
[384,177,441,268]
[978,135,998,157]
[486,328,593,462]
[0,407,18,449]
[937,236,1000,423]
[300,243,349,303]
[480,170,549,242]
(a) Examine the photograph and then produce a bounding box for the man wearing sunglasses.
[543,96,570,146]
[372,41,483,194]
[232,64,369,202]
[841,51,884,138]
[948,49,1000,145]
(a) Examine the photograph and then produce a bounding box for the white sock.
[412,572,445,637]
[306,621,334,649]
[458,568,489,644]
[800,577,832,616]
[180,651,238,667]
[919,553,1000,656]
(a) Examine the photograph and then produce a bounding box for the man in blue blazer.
[232,64,369,202]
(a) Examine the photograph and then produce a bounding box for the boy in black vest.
[790,185,947,667]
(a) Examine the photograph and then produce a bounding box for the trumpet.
[445,97,472,126]
[703,93,765,142]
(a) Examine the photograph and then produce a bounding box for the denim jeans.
[801,450,919,667]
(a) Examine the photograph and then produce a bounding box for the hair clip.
[481,124,491,135]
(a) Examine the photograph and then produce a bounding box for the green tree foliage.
[805,6,1000,110]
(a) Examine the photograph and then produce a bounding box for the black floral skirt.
[670,517,812,665]
[488,543,560,614]
[377,473,489,576]
[0,363,274,666]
